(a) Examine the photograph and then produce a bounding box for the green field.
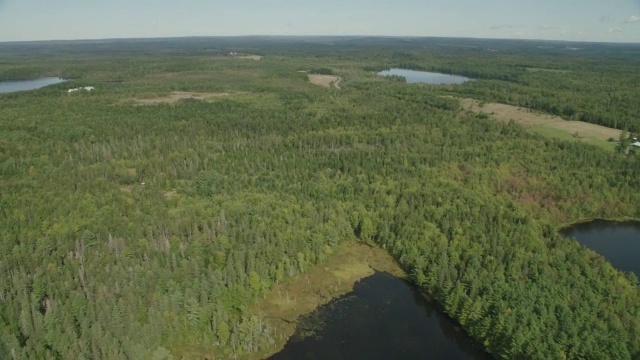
[1,37,640,359]
[528,125,618,151]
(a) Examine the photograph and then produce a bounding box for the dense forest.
[1,37,640,359]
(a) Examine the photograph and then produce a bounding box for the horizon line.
[1,34,639,46]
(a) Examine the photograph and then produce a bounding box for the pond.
[0,77,67,93]
[378,68,472,84]
[270,272,490,360]
[561,220,640,277]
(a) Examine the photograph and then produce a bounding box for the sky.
[0,0,639,43]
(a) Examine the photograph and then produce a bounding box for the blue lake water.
[270,272,490,360]
[561,220,640,277]
[378,68,472,84]
[0,77,67,93]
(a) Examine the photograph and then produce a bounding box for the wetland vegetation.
[1,36,640,359]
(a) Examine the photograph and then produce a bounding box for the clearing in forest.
[460,98,621,149]
[129,91,232,105]
[308,74,341,88]
[523,67,571,74]
[236,55,263,60]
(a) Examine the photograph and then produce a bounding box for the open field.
[460,98,622,149]
[308,74,340,88]
[128,91,233,105]
[237,55,263,60]
[523,67,571,73]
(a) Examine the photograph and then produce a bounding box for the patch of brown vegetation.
[308,74,341,88]
[129,91,231,105]
[237,55,263,60]
[460,98,622,142]
[524,67,570,74]
[249,241,404,359]
[120,185,133,193]
[163,190,178,198]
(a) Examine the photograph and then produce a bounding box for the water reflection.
[270,272,490,360]
[378,68,472,84]
[561,220,640,277]
[0,77,67,93]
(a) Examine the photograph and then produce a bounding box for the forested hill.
[1,37,640,359]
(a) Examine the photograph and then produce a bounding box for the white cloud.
[607,27,623,33]
[624,15,640,23]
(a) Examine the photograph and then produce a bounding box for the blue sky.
[0,0,638,42]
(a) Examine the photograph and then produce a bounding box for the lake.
[270,272,490,360]
[0,77,67,93]
[561,220,640,277]
[378,68,472,84]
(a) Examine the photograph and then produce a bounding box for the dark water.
[378,68,472,84]
[270,272,490,360]
[0,77,66,93]
[561,220,640,277]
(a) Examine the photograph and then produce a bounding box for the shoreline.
[557,216,640,233]
[247,241,405,359]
